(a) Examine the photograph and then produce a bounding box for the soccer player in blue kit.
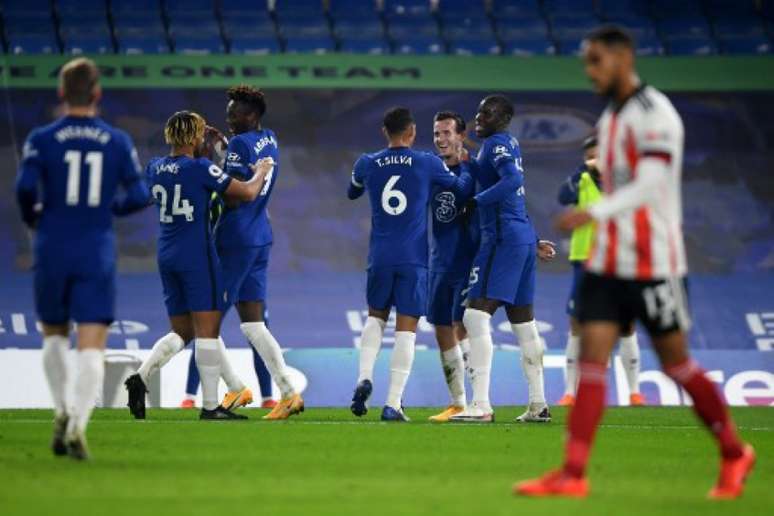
[426,111,479,422]
[450,95,556,423]
[348,107,473,422]
[15,58,150,459]
[141,110,273,421]
[127,86,302,421]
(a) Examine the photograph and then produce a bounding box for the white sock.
[194,338,221,411]
[386,331,415,410]
[241,322,295,398]
[619,333,641,395]
[137,332,185,384]
[218,337,246,392]
[68,349,104,437]
[357,316,386,383]
[462,309,493,412]
[441,346,466,407]
[512,321,546,405]
[459,337,471,374]
[564,333,580,396]
[42,335,70,418]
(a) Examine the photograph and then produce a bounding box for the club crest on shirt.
[435,191,457,223]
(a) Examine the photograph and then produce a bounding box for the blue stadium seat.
[596,0,650,19]
[173,33,225,54]
[442,12,494,40]
[387,17,439,41]
[713,18,766,38]
[491,0,542,20]
[549,13,600,44]
[328,0,379,23]
[635,33,664,56]
[229,35,280,54]
[221,7,275,41]
[118,34,170,54]
[543,0,595,15]
[8,33,59,54]
[284,36,335,54]
[338,38,389,54]
[666,36,717,55]
[603,14,655,34]
[719,35,772,55]
[649,0,704,19]
[383,1,433,20]
[3,0,59,54]
[496,14,549,39]
[449,38,500,55]
[555,37,584,55]
[392,34,444,54]
[274,0,326,25]
[502,37,555,56]
[437,0,487,22]
[63,33,115,55]
[658,16,712,39]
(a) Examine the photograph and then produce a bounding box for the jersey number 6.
[381,175,407,216]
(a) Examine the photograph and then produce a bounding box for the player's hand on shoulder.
[250,157,275,178]
[537,240,557,262]
[196,125,229,166]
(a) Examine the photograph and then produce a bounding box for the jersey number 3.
[381,175,407,216]
[64,150,102,207]
[152,184,194,223]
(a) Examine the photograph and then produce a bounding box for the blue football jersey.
[429,160,480,274]
[216,128,278,248]
[16,116,146,250]
[349,147,471,269]
[473,132,535,245]
[147,155,232,270]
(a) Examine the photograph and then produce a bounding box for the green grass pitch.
[0,407,771,516]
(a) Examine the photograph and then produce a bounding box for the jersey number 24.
[152,184,194,223]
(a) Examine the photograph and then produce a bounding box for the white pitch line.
[1,419,772,432]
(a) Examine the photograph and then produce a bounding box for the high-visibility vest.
[569,171,602,262]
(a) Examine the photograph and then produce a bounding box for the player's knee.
[507,305,534,324]
[462,308,490,338]
[364,315,387,332]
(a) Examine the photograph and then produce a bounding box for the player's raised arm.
[15,135,43,228]
[112,133,152,216]
[223,157,274,202]
[473,142,524,206]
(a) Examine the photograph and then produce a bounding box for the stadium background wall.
[1,55,772,407]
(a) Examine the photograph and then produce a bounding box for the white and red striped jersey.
[587,85,687,280]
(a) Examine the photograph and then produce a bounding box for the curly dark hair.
[227,84,267,118]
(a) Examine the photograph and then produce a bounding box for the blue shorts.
[367,265,428,318]
[466,241,536,307]
[566,261,585,316]
[219,244,271,307]
[160,266,226,316]
[34,255,116,325]
[427,271,468,326]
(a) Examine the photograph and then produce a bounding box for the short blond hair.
[164,111,205,147]
[59,57,99,107]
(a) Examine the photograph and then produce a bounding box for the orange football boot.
[708,444,756,500]
[221,388,253,411]
[180,398,195,409]
[557,394,576,406]
[514,469,589,498]
[262,393,304,420]
[261,399,278,409]
[629,393,646,406]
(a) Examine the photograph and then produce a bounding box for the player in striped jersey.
[516,26,754,500]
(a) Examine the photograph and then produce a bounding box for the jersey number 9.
[381,175,407,216]
[152,184,194,223]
